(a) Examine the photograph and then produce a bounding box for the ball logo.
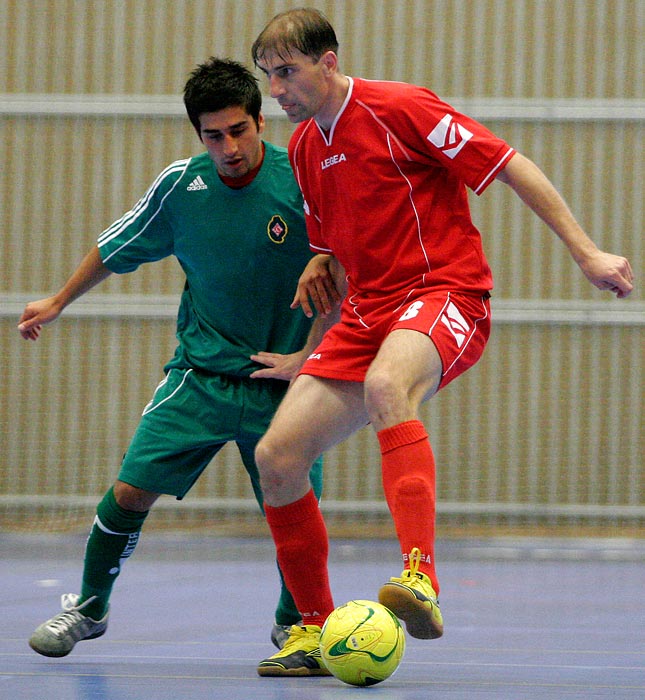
[267,215,288,244]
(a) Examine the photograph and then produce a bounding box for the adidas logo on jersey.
[187,175,208,191]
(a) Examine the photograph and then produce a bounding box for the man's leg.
[270,455,324,636]
[364,328,445,639]
[28,368,213,658]
[367,291,491,639]
[237,439,324,637]
[28,481,157,657]
[254,374,367,676]
[80,481,157,618]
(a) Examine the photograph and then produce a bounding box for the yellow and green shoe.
[379,547,444,639]
[257,624,331,677]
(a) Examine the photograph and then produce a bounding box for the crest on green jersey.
[267,215,288,244]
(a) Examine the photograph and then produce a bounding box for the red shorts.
[300,290,492,391]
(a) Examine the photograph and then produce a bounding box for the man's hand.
[579,250,634,298]
[291,254,342,318]
[17,297,64,340]
[17,246,113,340]
[249,350,306,381]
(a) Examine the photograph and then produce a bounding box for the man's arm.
[18,245,112,340]
[497,152,634,298]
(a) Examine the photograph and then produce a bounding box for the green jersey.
[97,142,313,376]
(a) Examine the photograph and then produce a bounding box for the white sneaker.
[29,594,109,657]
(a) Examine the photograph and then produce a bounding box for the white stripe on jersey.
[473,147,515,195]
[309,242,333,254]
[291,120,314,196]
[355,98,413,161]
[98,159,191,259]
[314,77,354,146]
[98,159,188,245]
[383,132,431,277]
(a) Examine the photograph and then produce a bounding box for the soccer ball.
[319,600,406,686]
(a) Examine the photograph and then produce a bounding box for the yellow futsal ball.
[319,600,406,686]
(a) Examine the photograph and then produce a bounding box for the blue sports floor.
[2,535,644,699]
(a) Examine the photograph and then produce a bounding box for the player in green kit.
[18,57,333,658]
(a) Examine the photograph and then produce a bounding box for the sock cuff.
[265,489,319,527]
[377,420,428,454]
[96,486,148,534]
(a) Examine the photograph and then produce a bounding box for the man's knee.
[364,367,400,407]
[254,436,276,472]
[113,480,159,512]
[364,368,409,426]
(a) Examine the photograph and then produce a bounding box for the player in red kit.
[251,8,635,677]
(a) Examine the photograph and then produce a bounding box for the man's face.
[256,48,330,123]
[198,106,265,178]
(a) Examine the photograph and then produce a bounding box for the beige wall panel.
[2,1,643,98]
[1,115,198,295]
[2,317,642,527]
[471,120,644,300]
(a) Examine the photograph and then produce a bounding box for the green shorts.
[118,368,323,500]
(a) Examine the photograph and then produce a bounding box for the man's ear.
[320,51,338,75]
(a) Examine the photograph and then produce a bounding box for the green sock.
[274,564,302,626]
[80,486,148,620]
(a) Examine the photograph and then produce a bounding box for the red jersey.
[289,77,515,298]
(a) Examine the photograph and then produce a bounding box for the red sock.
[264,489,334,627]
[378,420,439,594]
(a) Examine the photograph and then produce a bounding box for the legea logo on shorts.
[441,302,470,347]
[427,114,473,159]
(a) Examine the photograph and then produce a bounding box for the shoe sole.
[28,627,107,658]
[379,582,443,640]
[257,664,331,677]
[28,640,73,658]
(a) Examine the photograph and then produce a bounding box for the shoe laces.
[45,609,86,637]
[61,593,98,613]
[408,547,422,578]
[400,548,439,604]
[397,546,423,583]
[280,625,320,653]
[45,594,98,636]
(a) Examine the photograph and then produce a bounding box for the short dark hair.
[183,57,262,134]
[252,7,338,65]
